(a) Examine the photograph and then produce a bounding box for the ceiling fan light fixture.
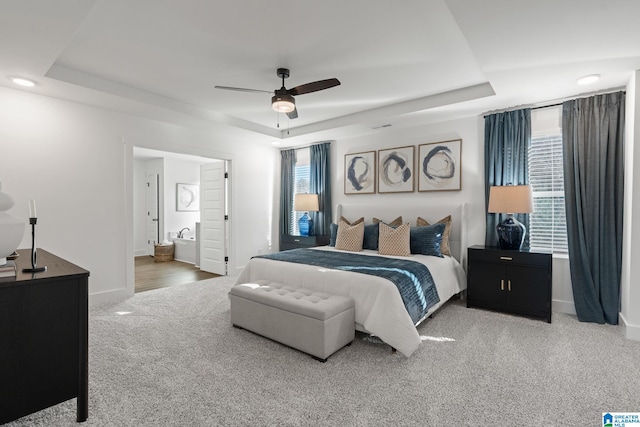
[272,93,295,113]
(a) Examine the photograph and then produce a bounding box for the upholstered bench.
[229,280,355,362]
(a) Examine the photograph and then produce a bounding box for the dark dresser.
[0,248,89,424]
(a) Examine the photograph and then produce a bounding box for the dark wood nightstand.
[280,235,330,251]
[467,245,552,323]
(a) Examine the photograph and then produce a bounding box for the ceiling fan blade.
[286,108,298,120]
[214,86,272,94]
[289,78,340,96]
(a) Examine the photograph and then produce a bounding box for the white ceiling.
[2,0,640,146]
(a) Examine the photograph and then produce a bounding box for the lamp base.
[496,215,526,250]
[23,266,47,273]
[298,213,314,237]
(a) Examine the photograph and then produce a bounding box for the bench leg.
[311,355,328,363]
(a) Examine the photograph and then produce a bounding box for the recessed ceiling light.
[11,77,36,87]
[577,74,600,85]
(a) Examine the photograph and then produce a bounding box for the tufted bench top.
[229,280,354,321]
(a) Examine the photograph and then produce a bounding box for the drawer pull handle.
[293,239,301,242]
[508,280,511,291]
[501,279,504,291]
[500,256,513,261]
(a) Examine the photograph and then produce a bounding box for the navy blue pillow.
[329,223,338,246]
[363,223,379,250]
[409,223,445,257]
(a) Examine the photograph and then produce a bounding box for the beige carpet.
[7,275,640,426]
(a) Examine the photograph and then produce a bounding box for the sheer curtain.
[280,148,296,235]
[484,109,531,246]
[310,142,332,236]
[562,91,625,324]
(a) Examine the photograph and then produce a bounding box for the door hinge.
[224,215,229,220]
[147,182,150,187]
[224,256,229,262]
[224,172,228,178]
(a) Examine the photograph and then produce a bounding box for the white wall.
[330,115,576,314]
[331,116,486,247]
[621,70,640,340]
[0,85,277,304]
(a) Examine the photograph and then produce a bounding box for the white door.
[146,173,159,255]
[200,162,226,275]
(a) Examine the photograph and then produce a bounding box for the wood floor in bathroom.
[135,256,220,293]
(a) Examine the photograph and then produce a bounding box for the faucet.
[177,227,190,238]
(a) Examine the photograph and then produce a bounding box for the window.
[290,147,310,235]
[528,106,568,253]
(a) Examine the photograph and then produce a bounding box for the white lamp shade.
[294,193,319,212]
[488,185,533,214]
[0,182,25,263]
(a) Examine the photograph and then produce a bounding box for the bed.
[234,203,468,357]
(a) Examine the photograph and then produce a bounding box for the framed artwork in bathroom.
[176,183,200,212]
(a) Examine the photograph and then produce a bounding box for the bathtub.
[172,237,197,265]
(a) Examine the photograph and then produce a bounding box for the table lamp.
[488,185,533,250]
[294,193,319,237]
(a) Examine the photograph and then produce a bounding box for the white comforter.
[234,246,466,357]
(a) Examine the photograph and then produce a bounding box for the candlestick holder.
[22,217,47,273]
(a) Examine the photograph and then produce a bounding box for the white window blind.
[528,106,568,253]
[290,147,310,235]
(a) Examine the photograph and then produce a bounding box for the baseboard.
[552,299,576,315]
[134,249,149,257]
[619,312,640,341]
[89,287,133,306]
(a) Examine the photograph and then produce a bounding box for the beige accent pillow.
[417,215,452,256]
[340,216,364,226]
[335,219,364,252]
[372,216,403,227]
[378,222,410,256]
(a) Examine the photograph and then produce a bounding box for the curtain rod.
[482,87,626,117]
[278,141,333,151]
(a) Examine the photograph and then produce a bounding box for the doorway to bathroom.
[132,147,229,292]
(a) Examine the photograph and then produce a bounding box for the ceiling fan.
[215,68,340,119]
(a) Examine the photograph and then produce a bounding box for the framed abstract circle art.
[344,151,376,194]
[377,146,415,193]
[418,139,462,192]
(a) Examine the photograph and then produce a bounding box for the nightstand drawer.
[281,235,317,247]
[468,245,551,268]
[280,235,329,251]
